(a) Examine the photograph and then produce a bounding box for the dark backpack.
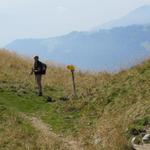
[41,63,47,75]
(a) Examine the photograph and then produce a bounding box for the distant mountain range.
[5,5,150,71]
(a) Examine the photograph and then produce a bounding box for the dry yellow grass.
[0,49,111,98]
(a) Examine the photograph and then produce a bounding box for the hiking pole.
[67,65,77,98]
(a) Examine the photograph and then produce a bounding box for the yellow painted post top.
[67,65,75,71]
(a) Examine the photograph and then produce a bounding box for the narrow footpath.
[21,113,84,150]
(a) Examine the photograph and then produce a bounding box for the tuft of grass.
[127,116,150,137]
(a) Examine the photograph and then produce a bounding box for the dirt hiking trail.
[21,113,84,150]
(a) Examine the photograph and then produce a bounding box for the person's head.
[34,56,39,62]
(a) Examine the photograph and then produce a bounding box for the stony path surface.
[132,137,150,150]
[21,113,84,150]
[133,144,150,150]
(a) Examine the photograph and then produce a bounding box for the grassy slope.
[0,49,150,150]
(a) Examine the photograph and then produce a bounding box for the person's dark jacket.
[33,61,43,75]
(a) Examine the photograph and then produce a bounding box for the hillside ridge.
[0,49,150,150]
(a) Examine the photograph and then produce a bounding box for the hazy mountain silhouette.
[5,5,150,71]
[6,24,150,71]
[94,5,150,30]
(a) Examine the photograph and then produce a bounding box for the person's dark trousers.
[35,74,42,96]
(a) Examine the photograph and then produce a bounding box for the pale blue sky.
[0,0,150,46]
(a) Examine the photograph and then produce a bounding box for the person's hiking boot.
[38,92,43,96]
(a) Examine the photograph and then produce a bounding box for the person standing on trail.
[30,56,47,96]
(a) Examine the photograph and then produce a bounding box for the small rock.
[93,135,101,145]
[46,96,53,102]
[94,138,101,145]
[59,96,69,102]
[142,134,150,143]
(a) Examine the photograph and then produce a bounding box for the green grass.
[0,89,81,135]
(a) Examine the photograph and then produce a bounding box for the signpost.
[67,65,77,97]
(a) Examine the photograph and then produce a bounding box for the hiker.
[30,56,47,96]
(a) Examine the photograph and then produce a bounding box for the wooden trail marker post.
[67,65,77,97]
